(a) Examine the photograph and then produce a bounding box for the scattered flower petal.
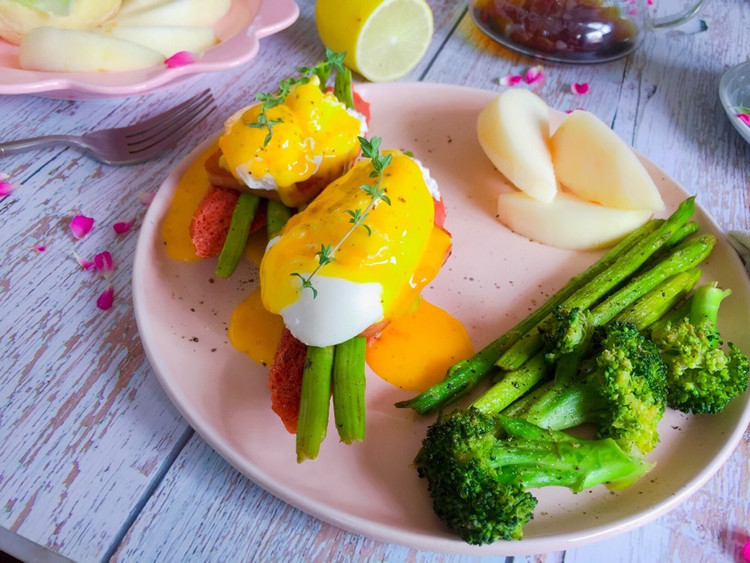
[137,191,155,206]
[744,539,750,562]
[113,219,134,234]
[0,177,19,198]
[165,51,196,68]
[738,113,750,126]
[94,251,115,280]
[525,65,544,84]
[499,74,523,86]
[571,82,590,95]
[96,285,114,310]
[32,244,46,253]
[74,251,95,270]
[70,215,95,239]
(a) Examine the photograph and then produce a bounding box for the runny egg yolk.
[217,77,366,208]
[259,151,452,348]
[366,299,474,392]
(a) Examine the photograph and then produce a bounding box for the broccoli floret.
[507,320,667,454]
[415,409,652,545]
[650,282,750,414]
[539,306,591,363]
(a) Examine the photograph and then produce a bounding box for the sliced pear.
[111,0,231,27]
[105,25,217,57]
[117,0,170,17]
[496,190,653,250]
[551,110,665,211]
[0,0,121,44]
[477,89,557,203]
[19,26,163,72]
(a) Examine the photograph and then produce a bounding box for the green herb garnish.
[249,48,348,146]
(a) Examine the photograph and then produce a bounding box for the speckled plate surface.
[0,0,298,100]
[133,83,750,556]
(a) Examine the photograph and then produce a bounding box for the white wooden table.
[1,1,748,561]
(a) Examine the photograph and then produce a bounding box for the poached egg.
[259,150,452,348]
[217,76,368,208]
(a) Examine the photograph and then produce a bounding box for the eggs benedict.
[214,76,368,208]
[188,54,369,262]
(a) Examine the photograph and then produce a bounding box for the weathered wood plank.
[1,0,748,561]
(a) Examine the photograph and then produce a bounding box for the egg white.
[280,275,383,347]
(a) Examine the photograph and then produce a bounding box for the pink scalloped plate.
[0,0,298,100]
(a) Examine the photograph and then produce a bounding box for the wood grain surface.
[1,0,748,561]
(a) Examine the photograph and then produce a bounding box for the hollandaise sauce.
[161,143,216,262]
[228,289,285,367]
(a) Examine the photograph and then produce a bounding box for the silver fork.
[0,89,216,165]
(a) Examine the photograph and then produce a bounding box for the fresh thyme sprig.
[292,136,393,298]
[249,48,347,146]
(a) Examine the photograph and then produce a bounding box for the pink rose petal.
[137,191,155,206]
[113,219,134,234]
[70,215,95,239]
[499,74,523,87]
[96,285,114,310]
[94,251,115,280]
[74,252,95,270]
[0,180,18,198]
[525,65,544,84]
[738,113,750,126]
[571,82,590,95]
[32,244,46,253]
[165,51,196,68]
[744,539,750,562]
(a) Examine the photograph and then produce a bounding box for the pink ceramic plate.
[0,0,298,100]
[133,83,750,556]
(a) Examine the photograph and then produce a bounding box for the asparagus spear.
[296,345,335,462]
[617,268,702,329]
[332,336,367,443]
[216,192,260,278]
[394,217,662,414]
[266,199,293,240]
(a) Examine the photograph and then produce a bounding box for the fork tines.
[126,89,216,155]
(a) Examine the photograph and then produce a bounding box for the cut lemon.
[315,0,434,82]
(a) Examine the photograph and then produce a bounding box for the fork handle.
[0,135,88,157]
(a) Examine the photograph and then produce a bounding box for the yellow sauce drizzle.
[160,143,217,262]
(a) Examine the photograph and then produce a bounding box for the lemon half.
[315,0,434,82]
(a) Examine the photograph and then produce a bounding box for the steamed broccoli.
[506,320,667,454]
[539,305,590,363]
[415,409,652,545]
[649,282,750,414]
